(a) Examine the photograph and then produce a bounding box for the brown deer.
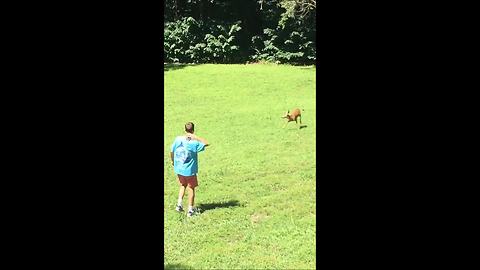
[281,108,303,128]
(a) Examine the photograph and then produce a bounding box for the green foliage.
[250,24,315,64]
[278,0,297,27]
[164,17,242,63]
[278,0,316,28]
[248,0,316,64]
[164,0,316,65]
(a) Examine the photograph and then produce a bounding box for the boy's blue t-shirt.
[171,136,206,176]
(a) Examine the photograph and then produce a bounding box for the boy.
[170,122,209,217]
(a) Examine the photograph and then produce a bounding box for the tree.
[164,0,316,64]
[278,0,316,27]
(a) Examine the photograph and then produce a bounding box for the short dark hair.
[185,122,195,133]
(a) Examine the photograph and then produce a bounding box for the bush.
[250,17,316,65]
[164,15,315,65]
[164,17,243,63]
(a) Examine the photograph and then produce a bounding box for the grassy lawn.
[164,64,316,269]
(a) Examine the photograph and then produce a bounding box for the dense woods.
[164,0,316,64]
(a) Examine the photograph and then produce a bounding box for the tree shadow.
[164,63,199,72]
[197,200,241,213]
[164,263,192,270]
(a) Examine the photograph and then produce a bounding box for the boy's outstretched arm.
[199,137,210,146]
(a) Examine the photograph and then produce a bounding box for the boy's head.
[185,122,195,133]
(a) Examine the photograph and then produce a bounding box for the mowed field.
[164,64,316,269]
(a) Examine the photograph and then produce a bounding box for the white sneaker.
[175,205,183,212]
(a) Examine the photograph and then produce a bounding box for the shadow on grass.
[164,63,199,72]
[164,263,192,270]
[197,200,241,213]
[286,125,307,130]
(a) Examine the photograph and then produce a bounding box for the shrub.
[250,17,315,65]
[164,17,242,63]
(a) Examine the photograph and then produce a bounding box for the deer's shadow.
[197,200,241,213]
[286,124,308,130]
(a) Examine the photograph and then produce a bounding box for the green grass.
[164,63,316,269]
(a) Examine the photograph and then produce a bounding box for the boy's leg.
[186,175,198,216]
[176,175,188,211]
[187,186,195,211]
[178,185,186,206]
[175,185,186,212]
